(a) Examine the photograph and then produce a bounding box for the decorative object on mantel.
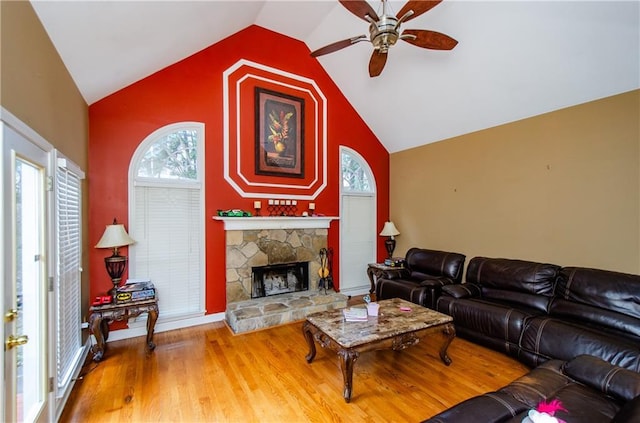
[253,200,261,216]
[309,202,316,216]
[379,221,400,258]
[217,209,252,217]
[95,218,136,303]
[267,198,298,216]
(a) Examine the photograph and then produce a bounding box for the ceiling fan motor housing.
[369,15,399,52]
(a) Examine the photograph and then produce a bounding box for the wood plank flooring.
[60,316,529,422]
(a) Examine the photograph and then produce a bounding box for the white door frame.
[2,109,55,423]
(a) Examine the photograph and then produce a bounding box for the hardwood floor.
[61,314,529,422]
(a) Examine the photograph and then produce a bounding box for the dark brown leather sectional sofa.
[423,256,640,422]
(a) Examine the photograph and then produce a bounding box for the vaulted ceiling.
[31,1,639,153]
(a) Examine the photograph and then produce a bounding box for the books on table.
[343,307,368,322]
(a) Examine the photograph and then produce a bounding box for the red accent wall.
[88,25,389,316]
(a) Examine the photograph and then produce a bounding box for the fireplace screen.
[252,262,309,298]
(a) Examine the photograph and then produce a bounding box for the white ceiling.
[31,0,640,153]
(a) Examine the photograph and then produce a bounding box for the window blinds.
[132,185,203,318]
[55,164,83,389]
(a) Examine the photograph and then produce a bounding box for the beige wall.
[1,0,88,165]
[390,90,640,274]
[1,1,91,321]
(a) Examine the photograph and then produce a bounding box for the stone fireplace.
[216,216,348,333]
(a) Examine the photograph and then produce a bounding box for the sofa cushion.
[556,267,640,319]
[549,297,640,338]
[520,317,640,371]
[438,297,536,348]
[466,257,560,297]
[423,391,529,423]
[505,383,620,423]
[563,355,640,402]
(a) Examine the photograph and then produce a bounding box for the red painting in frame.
[255,87,305,178]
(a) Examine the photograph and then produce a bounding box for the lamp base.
[107,279,122,303]
[104,254,127,303]
[384,237,396,259]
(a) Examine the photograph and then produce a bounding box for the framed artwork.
[255,87,305,178]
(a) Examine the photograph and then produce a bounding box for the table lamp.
[95,219,135,301]
[379,221,400,259]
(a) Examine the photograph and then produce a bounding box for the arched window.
[342,149,374,193]
[339,147,376,295]
[129,123,205,320]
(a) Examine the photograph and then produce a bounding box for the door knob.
[6,335,29,350]
[4,309,18,322]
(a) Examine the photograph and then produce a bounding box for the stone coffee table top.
[306,297,453,348]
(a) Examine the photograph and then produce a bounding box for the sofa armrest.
[419,276,454,288]
[380,268,410,280]
[441,283,481,299]
[563,355,640,402]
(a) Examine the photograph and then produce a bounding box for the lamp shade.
[95,223,135,249]
[379,221,400,237]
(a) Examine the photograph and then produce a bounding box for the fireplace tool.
[318,247,334,294]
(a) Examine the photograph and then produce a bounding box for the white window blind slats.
[55,166,83,389]
[133,185,202,317]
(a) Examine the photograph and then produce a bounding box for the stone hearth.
[215,216,344,334]
[226,291,347,334]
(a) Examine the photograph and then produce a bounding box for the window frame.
[128,122,206,321]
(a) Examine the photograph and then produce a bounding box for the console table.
[89,298,159,362]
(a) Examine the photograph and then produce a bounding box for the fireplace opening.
[252,262,309,298]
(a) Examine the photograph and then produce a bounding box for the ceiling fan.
[310,0,458,77]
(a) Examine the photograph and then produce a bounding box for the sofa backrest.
[466,257,560,295]
[405,248,466,283]
[465,257,561,312]
[549,267,640,337]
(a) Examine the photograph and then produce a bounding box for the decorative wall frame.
[255,87,305,178]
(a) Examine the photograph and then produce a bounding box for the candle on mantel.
[254,201,261,209]
[309,203,315,211]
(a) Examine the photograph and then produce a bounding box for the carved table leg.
[302,321,317,363]
[90,315,106,362]
[366,267,377,294]
[146,305,159,351]
[439,322,456,366]
[338,349,359,403]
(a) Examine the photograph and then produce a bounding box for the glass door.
[2,123,50,422]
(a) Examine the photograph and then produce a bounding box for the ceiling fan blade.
[310,35,367,57]
[369,50,388,77]
[339,0,379,22]
[396,1,442,22]
[401,29,458,50]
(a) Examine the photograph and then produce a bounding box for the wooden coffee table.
[302,297,455,402]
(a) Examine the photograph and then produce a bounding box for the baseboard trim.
[104,312,226,343]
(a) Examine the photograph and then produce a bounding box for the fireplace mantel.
[213,216,339,231]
